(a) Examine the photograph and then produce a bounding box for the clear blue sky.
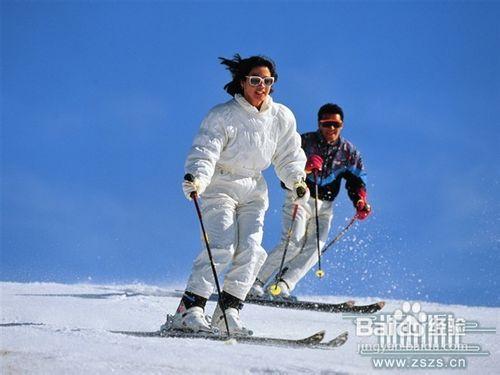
[2,1,499,306]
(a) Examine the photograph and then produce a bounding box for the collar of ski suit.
[234,93,273,114]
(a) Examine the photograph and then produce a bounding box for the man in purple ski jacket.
[249,103,372,298]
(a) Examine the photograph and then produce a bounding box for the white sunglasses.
[245,76,275,87]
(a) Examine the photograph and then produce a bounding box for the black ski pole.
[184,174,230,338]
[269,203,299,296]
[321,214,357,255]
[313,170,324,278]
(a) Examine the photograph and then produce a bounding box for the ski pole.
[321,214,357,255]
[269,203,299,296]
[184,174,230,338]
[313,170,324,278]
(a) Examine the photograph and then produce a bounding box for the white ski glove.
[292,179,310,207]
[182,177,206,200]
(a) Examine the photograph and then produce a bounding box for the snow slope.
[1,282,498,374]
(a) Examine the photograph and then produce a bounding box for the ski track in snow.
[1,282,498,374]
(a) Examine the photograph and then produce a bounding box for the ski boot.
[246,279,265,299]
[212,291,253,336]
[212,304,253,337]
[161,292,215,334]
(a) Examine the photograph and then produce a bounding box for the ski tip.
[303,330,326,342]
[312,330,326,339]
[337,331,348,340]
[328,331,349,346]
[377,301,386,309]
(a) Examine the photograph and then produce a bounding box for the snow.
[1,282,498,374]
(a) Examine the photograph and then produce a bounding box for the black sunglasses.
[319,121,343,129]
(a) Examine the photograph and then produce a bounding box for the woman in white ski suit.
[170,55,307,335]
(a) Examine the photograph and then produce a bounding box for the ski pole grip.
[296,185,306,198]
[184,173,197,199]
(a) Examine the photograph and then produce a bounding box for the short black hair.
[219,54,278,96]
[318,103,344,122]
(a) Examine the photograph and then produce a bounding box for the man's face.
[318,113,343,143]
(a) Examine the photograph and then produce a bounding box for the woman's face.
[241,66,273,109]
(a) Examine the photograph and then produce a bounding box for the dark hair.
[318,103,344,122]
[219,54,278,96]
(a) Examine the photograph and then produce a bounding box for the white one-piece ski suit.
[184,94,306,301]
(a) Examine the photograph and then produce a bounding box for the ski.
[111,328,348,350]
[165,290,383,314]
[244,296,385,314]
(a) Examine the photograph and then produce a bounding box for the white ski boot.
[247,280,265,299]
[166,304,213,333]
[211,304,253,336]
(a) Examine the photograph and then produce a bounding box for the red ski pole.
[321,215,357,255]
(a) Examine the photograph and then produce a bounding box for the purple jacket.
[292,131,367,205]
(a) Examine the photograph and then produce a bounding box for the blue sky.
[2,1,499,306]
